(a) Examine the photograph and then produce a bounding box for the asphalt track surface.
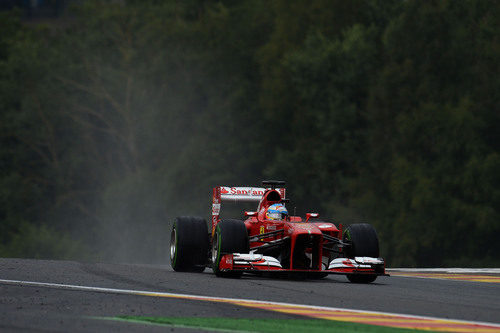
[0,258,499,332]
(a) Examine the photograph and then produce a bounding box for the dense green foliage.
[1,0,498,266]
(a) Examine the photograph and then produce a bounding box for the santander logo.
[221,187,266,196]
[343,260,355,267]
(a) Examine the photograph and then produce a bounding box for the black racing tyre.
[170,216,209,272]
[343,223,379,283]
[212,219,249,278]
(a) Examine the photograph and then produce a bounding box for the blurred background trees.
[0,0,498,266]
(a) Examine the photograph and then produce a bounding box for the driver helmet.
[266,203,288,220]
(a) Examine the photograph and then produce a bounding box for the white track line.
[388,268,500,274]
[1,278,500,329]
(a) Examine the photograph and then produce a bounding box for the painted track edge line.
[0,278,499,328]
[388,268,500,274]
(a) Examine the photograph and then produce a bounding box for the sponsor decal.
[267,225,277,231]
[318,224,332,228]
[220,187,279,197]
[297,224,315,230]
[343,259,355,267]
[212,204,221,215]
[259,226,265,241]
[225,257,232,264]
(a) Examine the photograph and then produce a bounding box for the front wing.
[218,253,389,276]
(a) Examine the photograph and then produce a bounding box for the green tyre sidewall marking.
[172,222,178,268]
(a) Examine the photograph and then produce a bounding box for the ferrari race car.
[170,180,388,283]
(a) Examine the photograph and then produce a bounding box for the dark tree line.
[0,0,498,266]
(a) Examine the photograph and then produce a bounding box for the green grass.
[104,316,434,333]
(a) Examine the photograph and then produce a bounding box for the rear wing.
[211,186,286,235]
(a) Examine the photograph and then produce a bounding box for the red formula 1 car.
[170,180,388,283]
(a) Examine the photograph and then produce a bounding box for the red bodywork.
[211,185,387,277]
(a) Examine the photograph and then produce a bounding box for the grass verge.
[104,316,434,333]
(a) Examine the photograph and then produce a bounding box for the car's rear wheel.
[170,216,209,272]
[212,219,249,278]
[343,223,379,283]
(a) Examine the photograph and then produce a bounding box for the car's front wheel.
[343,223,379,283]
[212,219,249,278]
